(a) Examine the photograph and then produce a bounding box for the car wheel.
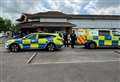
[89,43,96,49]
[84,43,88,48]
[10,44,20,52]
[47,43,55,52]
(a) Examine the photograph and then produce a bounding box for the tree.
[0,17,6,31]
[0,17,19,32]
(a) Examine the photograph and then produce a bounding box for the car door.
[38,34,48,49]
[22,34,38,49]
[112,31,120,47]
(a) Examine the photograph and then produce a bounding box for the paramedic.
[70,30,76,48]
[63,32,68,47]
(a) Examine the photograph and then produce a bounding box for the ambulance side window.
[38,34,55,38]
[27,34,36,39]
[112,31,120,36]
[99,30,110,36]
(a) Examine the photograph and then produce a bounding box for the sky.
[0,0,120,22]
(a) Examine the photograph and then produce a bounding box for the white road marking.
[26,52,37,64]
[114,50,120,54]
[33,59,120,64]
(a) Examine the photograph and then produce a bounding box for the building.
[16,11,120,34]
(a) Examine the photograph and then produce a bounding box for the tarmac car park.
[2,31,120,82]
[5,33,63,52]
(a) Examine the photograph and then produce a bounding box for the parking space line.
[26,52,37,64]
[33,59,120,65]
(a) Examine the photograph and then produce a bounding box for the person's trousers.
[64,40,68,47]
[71,41,75,48]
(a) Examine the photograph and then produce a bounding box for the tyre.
[88,43,96,49]
[46,43,55,52]
[9,44,20,52]
[84,43,88,48]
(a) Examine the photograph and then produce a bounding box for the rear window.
[38,34,56,38]
[99,30,110,36]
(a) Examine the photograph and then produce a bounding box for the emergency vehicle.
[5,33,63,52]
[84,29,120,48]
[76,29,90,45]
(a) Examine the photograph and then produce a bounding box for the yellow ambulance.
[85,29,120,48]
[76,29,90,45]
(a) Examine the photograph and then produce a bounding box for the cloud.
[95,0,120,8]
[0,0,120,22]
[84,0,120,15]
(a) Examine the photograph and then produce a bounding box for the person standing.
[27,31,30,35]
[21,32,25,37]
[12,32,17,38]
[70,30,76,48]
[63,32,68,47]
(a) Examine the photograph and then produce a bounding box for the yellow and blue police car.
[84,29,120,49]
[5,33,63,52]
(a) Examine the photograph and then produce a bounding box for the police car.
[5,33,63,52]
[85,29,120,49]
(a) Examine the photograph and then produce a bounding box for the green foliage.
[0,17,19,32]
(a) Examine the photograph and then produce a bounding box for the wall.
[40,18,67,22]
[68,19,120,29]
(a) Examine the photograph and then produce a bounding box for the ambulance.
[84,29,120,48]
[76,29,90,45]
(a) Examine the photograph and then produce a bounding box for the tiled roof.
[24,11,68,18]
[16,11,120,21]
